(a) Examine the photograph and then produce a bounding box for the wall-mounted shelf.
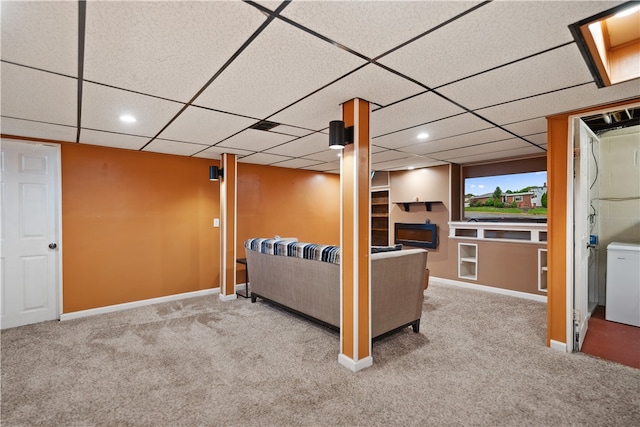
[395,201,443,212]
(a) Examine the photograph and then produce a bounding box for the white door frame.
[1,138,63,326]
[565,101,640,352]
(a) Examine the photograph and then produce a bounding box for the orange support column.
[219,153,237,301]
[339,98,372,372]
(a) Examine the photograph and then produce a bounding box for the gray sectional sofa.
[244,238,428,338]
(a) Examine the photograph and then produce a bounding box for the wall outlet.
[213,218,220,227]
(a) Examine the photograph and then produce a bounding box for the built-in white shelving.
[538,248,548,292]
[458,243,478,281]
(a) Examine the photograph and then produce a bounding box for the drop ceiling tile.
[373,113,491,150]
[270,158,323,169]
[79,129,149,151]
[446,145,547,164]
[81,82,185,137]
[269,64,424,131]
[1,118,77,142]
[372,150,411,163]
[264,132,327,157]
[143,139,208,157]
[240,152,291,165]
[270,125,316,137]
[0,1,77,76]
[156,106,257,146]
[1,63,77,126]
[83,1,266,101]
[398,127,514,155]
[431,138,532,160]
[282,1,480,58]
[303,149,344,163]
[522,133,548,147]
[379,1,625,88]
[373,156,437,171]
[302,161,341,173]
[371,92,466,137]
[194,19,366,118]
[438,44,594,110]
[503,118,548,137]
[192,146,254,160]
[478,79,640,125]
[217,129,296,152]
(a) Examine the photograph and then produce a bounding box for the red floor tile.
[581,306,640,369]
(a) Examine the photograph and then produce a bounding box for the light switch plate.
[214,218,220,227]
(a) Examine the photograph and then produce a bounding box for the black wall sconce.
[209,165,224,181]
[329,120,354,150]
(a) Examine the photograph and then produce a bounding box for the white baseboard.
[219,293,237,301]
[60,288,220,321]
[550,339,567,352]
[430,276,547,303]
[338,354,373,372]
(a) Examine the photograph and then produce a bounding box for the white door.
[572,119,596,351]
[1,139,61,329]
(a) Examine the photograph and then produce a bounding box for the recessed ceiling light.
[119,115,136,123]
[417,133,429,140]
[408,166,415,170]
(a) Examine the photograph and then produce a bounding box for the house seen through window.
[464,171,548,223]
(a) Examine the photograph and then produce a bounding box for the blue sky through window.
[465,172,547,196]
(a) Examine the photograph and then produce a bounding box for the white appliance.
[606,242,640,327]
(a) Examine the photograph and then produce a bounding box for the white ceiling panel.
[270,158,323,169]
[302,161,341,173]
[447,145,548,165]
[438,44,594,110]
[373,113,492,150]
[240,152,292,165]
[371,92,466,137]
[81,82,184,137]
[79,129,149,151]
[217,129,296,152]
[192,146,254,160]
[372,150,411,163]
[372,156,440,171]
[270,125,316,137]
[378,1,625,88]
[1,63,77,126]
[0,1,77,76]
[503,118,548,137]
[522,133,548,147]
[156,106,257,146]
[264,132,327,157]
[282,1,480,58]
[83,1,266,102]
[478,79,640,126]
[432,138,532,161]
[397,127,515,155]
[270,64,425,131]
[143,139,208,157]
[194,19,366,118]
[1,118,77,143]
[303,149,344,163]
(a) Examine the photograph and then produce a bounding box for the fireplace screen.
[394,223,438,249]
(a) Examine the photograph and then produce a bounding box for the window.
[569,2,640,88]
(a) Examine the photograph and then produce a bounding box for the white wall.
[597,125,640,304]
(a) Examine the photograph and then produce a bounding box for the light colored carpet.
[1,282,638,426]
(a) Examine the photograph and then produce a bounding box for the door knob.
[48,243,57,250]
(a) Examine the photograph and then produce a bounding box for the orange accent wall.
[59,142,220,313]
[546,97,640,346]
